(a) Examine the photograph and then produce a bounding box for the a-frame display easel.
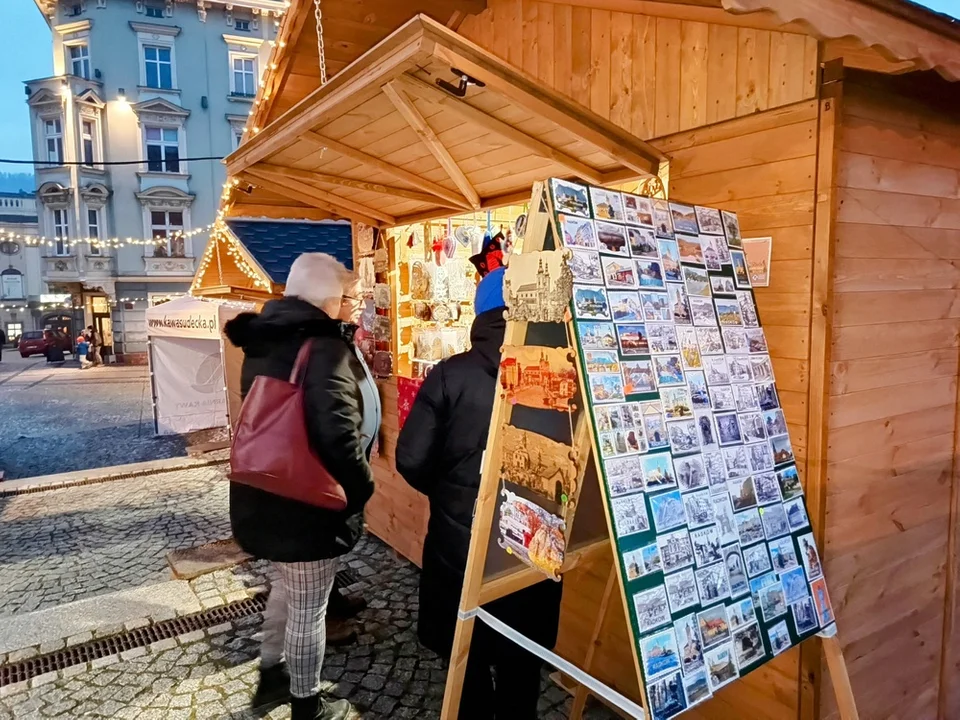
[441,180,861,720]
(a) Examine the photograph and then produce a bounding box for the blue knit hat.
[475,266,506,314]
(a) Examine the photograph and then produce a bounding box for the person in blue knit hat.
[396,263,563,719]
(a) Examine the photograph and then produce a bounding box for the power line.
[0,156,225,166]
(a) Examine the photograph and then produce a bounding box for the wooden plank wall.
[552,100,821,720]
[457,0,818,138]
[366,376,430,566]
[820,79,960,720]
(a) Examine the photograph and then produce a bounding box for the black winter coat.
[224,296,375,563]
[396,308,563,657]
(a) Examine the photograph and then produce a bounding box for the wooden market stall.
[219,1,960,718]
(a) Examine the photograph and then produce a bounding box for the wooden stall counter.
[367,375,430,567]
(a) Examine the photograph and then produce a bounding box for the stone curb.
[0,589,259,699]
[0,454,228,497]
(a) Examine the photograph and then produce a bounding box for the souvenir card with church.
[497,424,578,506]
[546,178,836,713]
[499,346,578,411]
[497,487,566,580]
[503,249,573,323]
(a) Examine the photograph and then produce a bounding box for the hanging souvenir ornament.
[454,226,472,248]
[515,214,527,239]
[372,351,394,378]
[360,298,376,332]
[374,247,389,274]
[443,233,457,259]
[356,223,375,254]
[373,283,391,309]
[498,487,566,580]
[432,237,445,265]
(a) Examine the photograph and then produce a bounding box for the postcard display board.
[441,179,860,720]
[557,176,853,719]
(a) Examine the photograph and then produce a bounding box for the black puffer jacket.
[224,296,375,562]
[396,308,563,656]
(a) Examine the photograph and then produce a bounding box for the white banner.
[152,336,227,435]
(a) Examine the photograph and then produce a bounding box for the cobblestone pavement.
[0,466,229,615]
[0,356,223,479]
[0,535,615,720]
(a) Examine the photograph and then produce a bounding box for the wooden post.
[799,57,843,720]
[569,565,619,720]
[822,634,860,720]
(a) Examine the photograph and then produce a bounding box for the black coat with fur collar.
[224,296,375,562]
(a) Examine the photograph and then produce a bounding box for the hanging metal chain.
[313,0,328,85]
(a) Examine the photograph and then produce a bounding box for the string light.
[0,301,82,312]
[191,219,270,292]
[0,224,216,250]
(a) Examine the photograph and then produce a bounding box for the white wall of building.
[25,0,281,360]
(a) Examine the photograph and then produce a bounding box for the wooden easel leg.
[441,613,477,719]
[569,563,618,720]
[822,634,860,720]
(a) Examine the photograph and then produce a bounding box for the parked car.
[19,331,73,358]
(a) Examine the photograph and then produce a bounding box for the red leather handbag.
[229,339,348,510]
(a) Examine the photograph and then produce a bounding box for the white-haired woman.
[225,253,376,720]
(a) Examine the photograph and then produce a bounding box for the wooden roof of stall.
[225,15,665,226]
[248,0,960,137]
[222,0,960,224]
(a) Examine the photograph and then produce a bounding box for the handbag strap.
[290,339,314,385]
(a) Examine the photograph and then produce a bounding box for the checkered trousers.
[260,558,340,698]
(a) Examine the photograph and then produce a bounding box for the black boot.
[290,694,351,720]
[251,663,290,708]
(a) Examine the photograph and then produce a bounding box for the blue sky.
[0,0,957,179]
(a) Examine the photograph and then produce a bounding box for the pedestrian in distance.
[0,326,5,362]
[87,325,103,366]
[76,333,91,369]
[225,253,376,720]
[396,266,563,720]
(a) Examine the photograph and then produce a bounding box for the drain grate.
[0,593,265,688]
[336,568,361,588]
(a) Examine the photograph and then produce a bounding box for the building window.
[144,126,179,173]
[234,19,250,31]
[69,44,91,79]
[87,208,101,255]
[232,128,244,151]
[143,45,173,89]
[145,5,164,18]
[69,4,83,16]
[230,54,257,97]
[53,209,70,255]
[1,270,24,300]
[44,118,64,165]
[81,120,96,167]
[151,210,185,257]
[6,322,23,342]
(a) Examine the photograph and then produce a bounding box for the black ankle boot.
[251,663,290,708]
[290,694,351,720]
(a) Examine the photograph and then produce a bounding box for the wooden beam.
[249,167,397,225]
[303,131,472,211]
[940,340,960,720]
[240,169,386,228]
[798,61,843,720]
[225,19,427,174]
[476,539,610,605]
[256,161,462,208]
[392,187,534,226]
[225,203,337,222]
[394,74,605,185]
[382,80,482,210]
[429,41,662,176]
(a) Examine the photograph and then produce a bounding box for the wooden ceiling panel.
[228,16,663,225]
